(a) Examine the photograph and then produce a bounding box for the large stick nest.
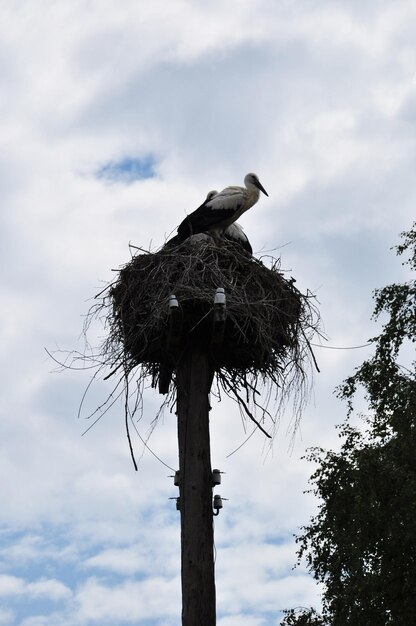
[90,238,320,438]
[112,240,303,373]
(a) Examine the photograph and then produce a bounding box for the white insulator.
[213,494,223,510]
[212,469,221,485]
[174,470,180,486]
[214,287,226,306]
[169,294,179,308]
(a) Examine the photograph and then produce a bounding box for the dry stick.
[222,377,272,439]
[124,366,138,471]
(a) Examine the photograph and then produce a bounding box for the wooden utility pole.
[176,345,216,626]
[107,238,311,626]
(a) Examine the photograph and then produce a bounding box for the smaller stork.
[205,190,218,202]
[224,222,253,255]
[164,190,218,248]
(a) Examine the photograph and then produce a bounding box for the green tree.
[280,607,328,625]
[289,225,416,625]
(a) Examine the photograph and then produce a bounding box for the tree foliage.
[289,224,416,625]
[280,607,328,625]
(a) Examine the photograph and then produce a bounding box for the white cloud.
[84,541,175,577]
[27,579,72,601]
[0,609,14,626]
[216,539,321,616]
[0,575,24,596]
[0,1,414,625]
[0,574,71,601]
[218,616,266,626]
[74,576,180,622]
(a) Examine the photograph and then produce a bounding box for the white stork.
[176,173,268,241]
[203,190,253,253]
[198,191,253,254]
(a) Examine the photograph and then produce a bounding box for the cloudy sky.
[1,1,415,624]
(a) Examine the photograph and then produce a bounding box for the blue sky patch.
[96,155,157,184]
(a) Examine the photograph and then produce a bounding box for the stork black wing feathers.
[177,206,241,239]
[225,235,253,255]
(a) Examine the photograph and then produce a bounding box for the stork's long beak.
[255,180,268,196]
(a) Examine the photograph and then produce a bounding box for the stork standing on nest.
[200,191,253,254]
[176,173,268,241]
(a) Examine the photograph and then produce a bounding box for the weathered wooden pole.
[106,239,312,625]
[176,345,216,626]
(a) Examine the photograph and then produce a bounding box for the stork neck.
[244,185,260,211]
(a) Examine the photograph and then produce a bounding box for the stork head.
[244,173,268,196]
[205,190,218,202]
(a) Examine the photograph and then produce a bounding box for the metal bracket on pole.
[211,288,227,347]
[212,469,222,486]
[213,494,228,516]
[159,294,183,394]
[169,496,181,511]
[166,294,182,351]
